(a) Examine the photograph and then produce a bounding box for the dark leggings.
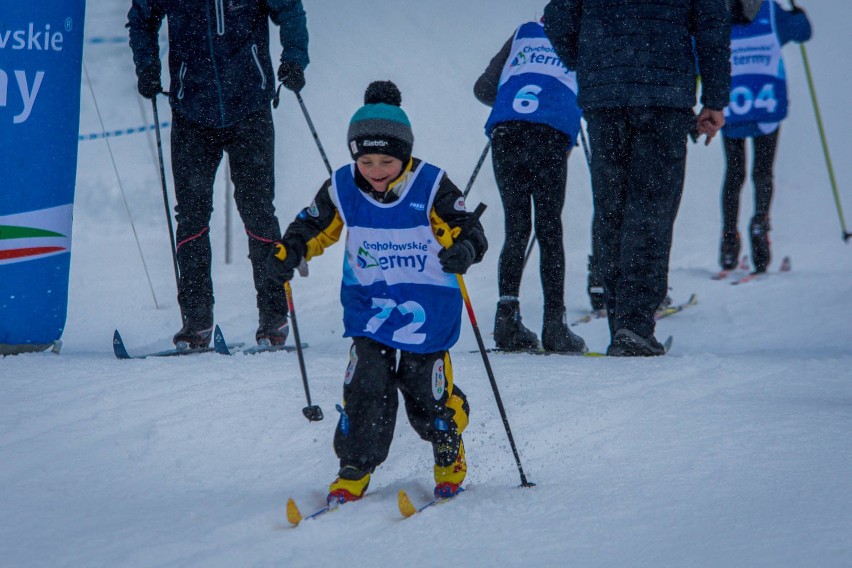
[722,130,779,232]
[491,122,569,311]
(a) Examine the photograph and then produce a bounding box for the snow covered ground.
[2,1,851,566]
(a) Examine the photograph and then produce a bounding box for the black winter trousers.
[721,130,779,233]
[171,108,286,318]
[585,107,691,341]
[334,337,469,473]
[491,121,570,311]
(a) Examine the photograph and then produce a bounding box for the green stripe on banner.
[0,225,66,240]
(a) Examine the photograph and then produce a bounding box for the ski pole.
[437,203,534,488]
[789,0,849,241]
[152,96,181,291]
[273,85,333,176]
[296,91,333,176]
[463,140,492,199]
[283,278,323,422]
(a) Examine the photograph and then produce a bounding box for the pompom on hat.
[347,81,414,162]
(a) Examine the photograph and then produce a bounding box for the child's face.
[356,154,403,193]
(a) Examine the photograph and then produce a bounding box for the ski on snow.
[286,497,340,526]
[712,255,750,280]
[477,335,674,357]
[571,293,697,326]
[112,325,242,359]
[730,256,791,285]
[212,325,308,356]
[654,293,698,320]
[397,488,463,518]
[113,325,307,359]
[570,309,607,326]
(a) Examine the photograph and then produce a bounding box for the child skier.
[719,0,811,273]
[266,81,487,504]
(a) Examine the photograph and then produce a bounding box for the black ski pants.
[334,337,470,473]
[171,108,286,318]
[585,107,692,341]
[491,121,570,312]
[721,130,779,233]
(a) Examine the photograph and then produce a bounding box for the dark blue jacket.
[544,0,731,111]
[127,0,309,128]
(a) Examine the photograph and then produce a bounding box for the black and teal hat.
[348,81,414,162]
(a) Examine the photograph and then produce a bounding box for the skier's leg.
[171,112,223,343]
[226,109,287,340]
[397,349,468,495]
[720,135,746,269]
[749,129,779,272]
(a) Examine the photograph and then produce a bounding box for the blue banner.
[0,1,86,352]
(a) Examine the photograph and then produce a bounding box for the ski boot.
[606,329,666,357]
[173,306,214,349]
[719,231,741,270]
[327,465,371,505]
[433,439,466,499]
[493,299,538,351]
[749,216,771,273]
[541,307,587,353]
[256,310,289,346]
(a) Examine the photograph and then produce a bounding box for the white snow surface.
[3,2,851,567]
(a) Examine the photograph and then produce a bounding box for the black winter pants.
[585,107,691,341]
[491,121,570,311]
[721,130,779,232]
[171,109,285,317]
[334,337,469,473]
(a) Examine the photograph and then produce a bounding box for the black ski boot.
[606,329,665,357]
[173,305,214,349]
[493,300,538,351]
[541,307,587,353]
[719,231,741,270]
[749,216,771,273]
[256,311,289,346]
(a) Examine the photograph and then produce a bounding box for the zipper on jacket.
[215,0,225,36]
[251,44,267,90]
[177,62,187,100]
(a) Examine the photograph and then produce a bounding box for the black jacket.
[281,158,488,267]
[127,0,309,128]
[473,36,513,107]
[543,0,730,110]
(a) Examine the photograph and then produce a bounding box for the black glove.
[137,64,162,99]
[278,60,305,92]
[439,240,476,275]
[266,242,301,284]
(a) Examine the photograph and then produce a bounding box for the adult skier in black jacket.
[127,0,309,348]
[544,0,730,356]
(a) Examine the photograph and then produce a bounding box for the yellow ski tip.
[398,489,417,518]
[286,498,303,526]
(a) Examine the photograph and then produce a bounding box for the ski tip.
[687,293,698,304]
[112,329,132,360]
[663,335,674,353]
[398,489,417,518]
[213,325,232,356]
[286,498,303,526]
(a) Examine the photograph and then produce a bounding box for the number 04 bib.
[725,0,788,125]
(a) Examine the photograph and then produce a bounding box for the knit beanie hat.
[348,81,414,162]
